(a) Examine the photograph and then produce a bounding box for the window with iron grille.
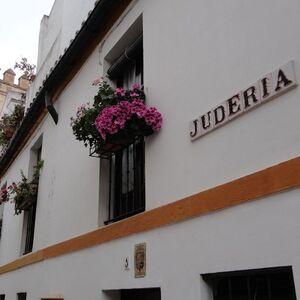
[103,34,144,225]
[0,219,2,240]
[0,182,7,240]
[23,202,37,254]
[22,145,42,255]
[202,266,297,300]
[0,205,3,240]
[0,294,5,300]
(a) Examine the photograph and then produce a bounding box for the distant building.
[0,69,29,115]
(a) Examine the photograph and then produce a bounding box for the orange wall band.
[0,156,300,275]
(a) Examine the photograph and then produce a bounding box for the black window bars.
[203,266,297,300]
[104,136,145,224]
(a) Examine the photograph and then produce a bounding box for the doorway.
[121,288,161,300]
[103,288,161,300]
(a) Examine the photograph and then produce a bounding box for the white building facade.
[0,0,300,299]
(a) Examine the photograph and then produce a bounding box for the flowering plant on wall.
[0,103,25,150]
[0,186,10,205]
[10,172,38,215]
[70,79,162,157]
[2,160,44,215]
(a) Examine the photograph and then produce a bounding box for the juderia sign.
[190,61,297,140]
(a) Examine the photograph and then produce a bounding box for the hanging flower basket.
[15,189,37,212]
[0,103,25,148]
[71,80,162,158]
[8,161,43,215]
[9,181,38,215]
[89,136,135,158]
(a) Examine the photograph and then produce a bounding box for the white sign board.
[190,61,297,140]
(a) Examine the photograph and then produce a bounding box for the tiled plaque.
[134,243,146,278]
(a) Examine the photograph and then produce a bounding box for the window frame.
[104,137,145,225]
[22,144,42,255]
[202,266,297,300]
[102,32,145,225]
[17,293,26,300]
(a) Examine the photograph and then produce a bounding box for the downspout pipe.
[45,92,58,124]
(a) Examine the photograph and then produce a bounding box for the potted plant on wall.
[0,103,25,152]
[9,160,43,215]
[70,79,162,158]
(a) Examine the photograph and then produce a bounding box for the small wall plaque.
[134,243,146,278]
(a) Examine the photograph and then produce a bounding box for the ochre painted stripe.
[0,250,44,274]
[0,156,300,274]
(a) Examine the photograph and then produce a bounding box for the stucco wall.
[28,0,97,109]
[1,190,300,299]
[0,0,300,298]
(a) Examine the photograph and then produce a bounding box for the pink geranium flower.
[115,87,125,96]
[95,96,162,140]
[132,83,140,90]
[130,92,139,98]
[92,78,102,86]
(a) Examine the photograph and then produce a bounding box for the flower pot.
[15,194,37,213]
[30,182,38,194]
[14,183,38,214]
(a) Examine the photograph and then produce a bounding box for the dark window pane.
[214,278,230,300]
[112,139,145,222]
[23,146,42,253]
[204,267,297,300]
[0,219,2,239]
[249,276,268,300]
[17,293,26,300]
[23,203,37,254]
[121,288,160,300]
[270,272,296,300]
[231,276,249,300]
[104,38,144,224]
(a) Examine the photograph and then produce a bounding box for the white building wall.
[27,0,96,109]
[36,0,63,72]
[0,190,300,298]
[60,0,96,50]
[142,0,300,208]
[33,48,101,249]
[0,147,31,264]
[27,0,64,110]
[0,0,300,298]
